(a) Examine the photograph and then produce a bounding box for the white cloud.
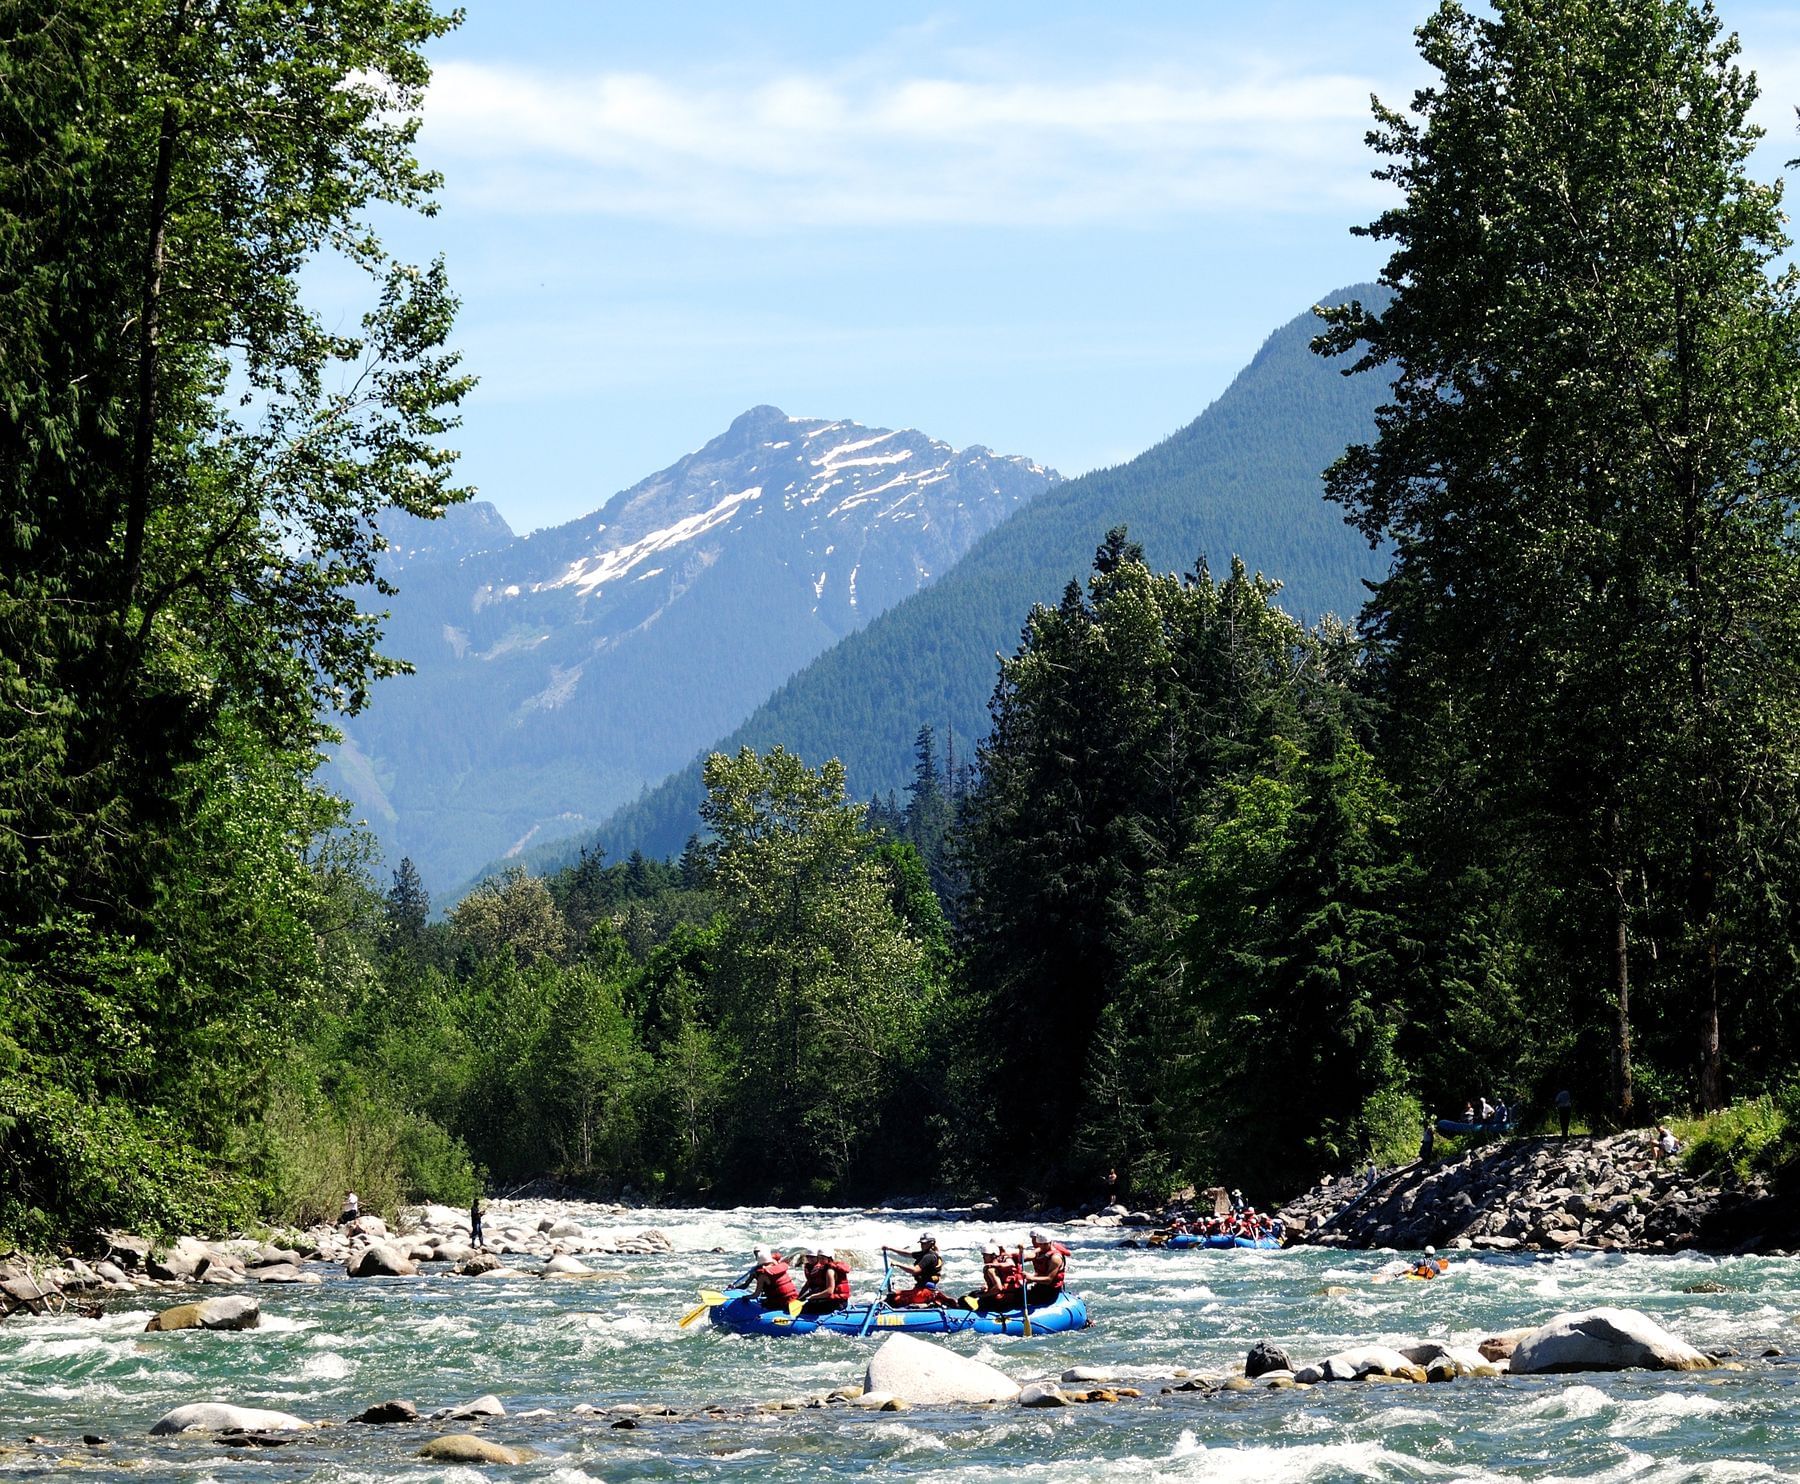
[420,55,1403,229]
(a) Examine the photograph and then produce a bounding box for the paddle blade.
[698,1290,729,1306]
[788,1300,804,1317]
[678,1303,710,1329]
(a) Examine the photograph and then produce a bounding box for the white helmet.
[981,1241,999,1257]
[753,1246,771,1263]
[1029,1229,1049,1245]
[1424,1245,1437,1257]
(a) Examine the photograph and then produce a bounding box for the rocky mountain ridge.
[331,409,1058,892]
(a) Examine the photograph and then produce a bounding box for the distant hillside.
[513,287,1392,876]
[330,409,1057,892]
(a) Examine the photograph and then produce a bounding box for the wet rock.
[145,1296,260,1332]
[149,1403,313,1436]
[1245,1341,1293,1378]
[104,1234,151,1271]
[1062,1366,1112,1383]
[1319,1346,1425,1383]
[1509,1307,1717,1374]
[1400,1342,1499,1378]
[1479,1327,1535,1362]
[346,1243,416,1278]
[542,1255,594,1277]
[864,1333,1021,1406]
[417,1434,530,1464]
[351,1400,418,1424]
[1684,1280,1730,1294]
[434,1393,507,1421]
[1019,1383,1071,1407]
[457,1252,503,1276]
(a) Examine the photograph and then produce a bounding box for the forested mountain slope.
[520,287,1392,872]
[330,409,1057,890]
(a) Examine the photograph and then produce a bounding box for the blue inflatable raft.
[1165,1234,1282,1250]
[707,1289,1090,1338]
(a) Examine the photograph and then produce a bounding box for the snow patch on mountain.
[550,485,764,597]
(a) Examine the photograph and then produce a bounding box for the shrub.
[0,1077,258,1246]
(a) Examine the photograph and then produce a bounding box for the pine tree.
[1318,0,1800,1112]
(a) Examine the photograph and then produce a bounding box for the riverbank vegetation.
[9,0,1800,1242]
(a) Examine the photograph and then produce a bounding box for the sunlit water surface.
[4,1206,1799,1481]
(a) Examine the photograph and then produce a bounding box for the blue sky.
[383,1,1800,533]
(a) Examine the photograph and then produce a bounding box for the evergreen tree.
[1318,0,1800,1112]
[383,859,431,951]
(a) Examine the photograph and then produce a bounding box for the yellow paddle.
[678,1289,734,1329]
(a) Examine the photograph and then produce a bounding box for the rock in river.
[863,1333,1021,1406]
[417,1433,531,1464]
[149,1403,313,1436]
[347,1243,416,1278]
[1509,1307,1717,1374]
[1245,1341,1293,1378]
[145,1297,260,1333]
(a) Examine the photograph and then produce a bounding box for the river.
[4,1204,1798,1481]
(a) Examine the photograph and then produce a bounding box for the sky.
[377,1,1800,534]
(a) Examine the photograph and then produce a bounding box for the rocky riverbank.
[1274,1131,1775,1254]
[0,1197,673,1319]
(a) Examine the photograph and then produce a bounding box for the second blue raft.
[1165,1233,1282,1250]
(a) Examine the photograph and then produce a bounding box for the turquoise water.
[4,1205,1799,1481]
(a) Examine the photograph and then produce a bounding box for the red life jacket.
[759,1259,798,1302]
[1028,1243,1068,1290]
[827,1259,851,1302]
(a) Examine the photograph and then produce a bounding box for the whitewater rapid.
[3,1203,1799,1481]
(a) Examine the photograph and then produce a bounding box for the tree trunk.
[123,101,179,614]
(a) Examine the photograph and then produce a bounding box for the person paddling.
[796,1250,851,1315]
[959,1242,1021,1312]
[1023,1229,1068,1306]
[882,1233,945,1306]
[749,1246,799,1311]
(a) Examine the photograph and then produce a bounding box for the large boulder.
[541,1255,593,1277]
[434,1394,506,1421]
[145,1297,261,1333]
[149,1404,313,1436]
[1246,1341,1294,1378]
[417,1434,529,1464]
[1509,1308,1717,1374]
[863,1334,1021,1406]
[347,1244,416,1278]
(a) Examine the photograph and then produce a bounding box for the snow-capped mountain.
[330,407,1059,893]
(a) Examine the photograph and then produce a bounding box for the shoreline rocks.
[1276,1132,1750,1254]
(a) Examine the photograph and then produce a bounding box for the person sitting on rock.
[882,1234,945,1306]
[1023,1229,1069,1306]
[960,1242,1021,1312]
[797,1250,851,1315]
[1655,1126,1682,1164]
[749,1246,799,1311]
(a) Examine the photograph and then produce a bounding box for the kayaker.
[882,1233,945,1306]
[959,1242,1021,1312]
[749,1246,799,1310]
[797,1250,851,1315]
[1023,1229,1068,1305]
[1409,1245,1449,1279]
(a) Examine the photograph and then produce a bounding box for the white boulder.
[863,1333,1021,1406]
[542,1255,593,1277]
[1319,1346,1426,1382]
[1509,1308,1716,1374]
[149,1403,313,1435]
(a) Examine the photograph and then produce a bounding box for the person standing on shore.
[1419,1117,1435,1162]
[1556,1088,1573,1138]
[470,1194,484,1247]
